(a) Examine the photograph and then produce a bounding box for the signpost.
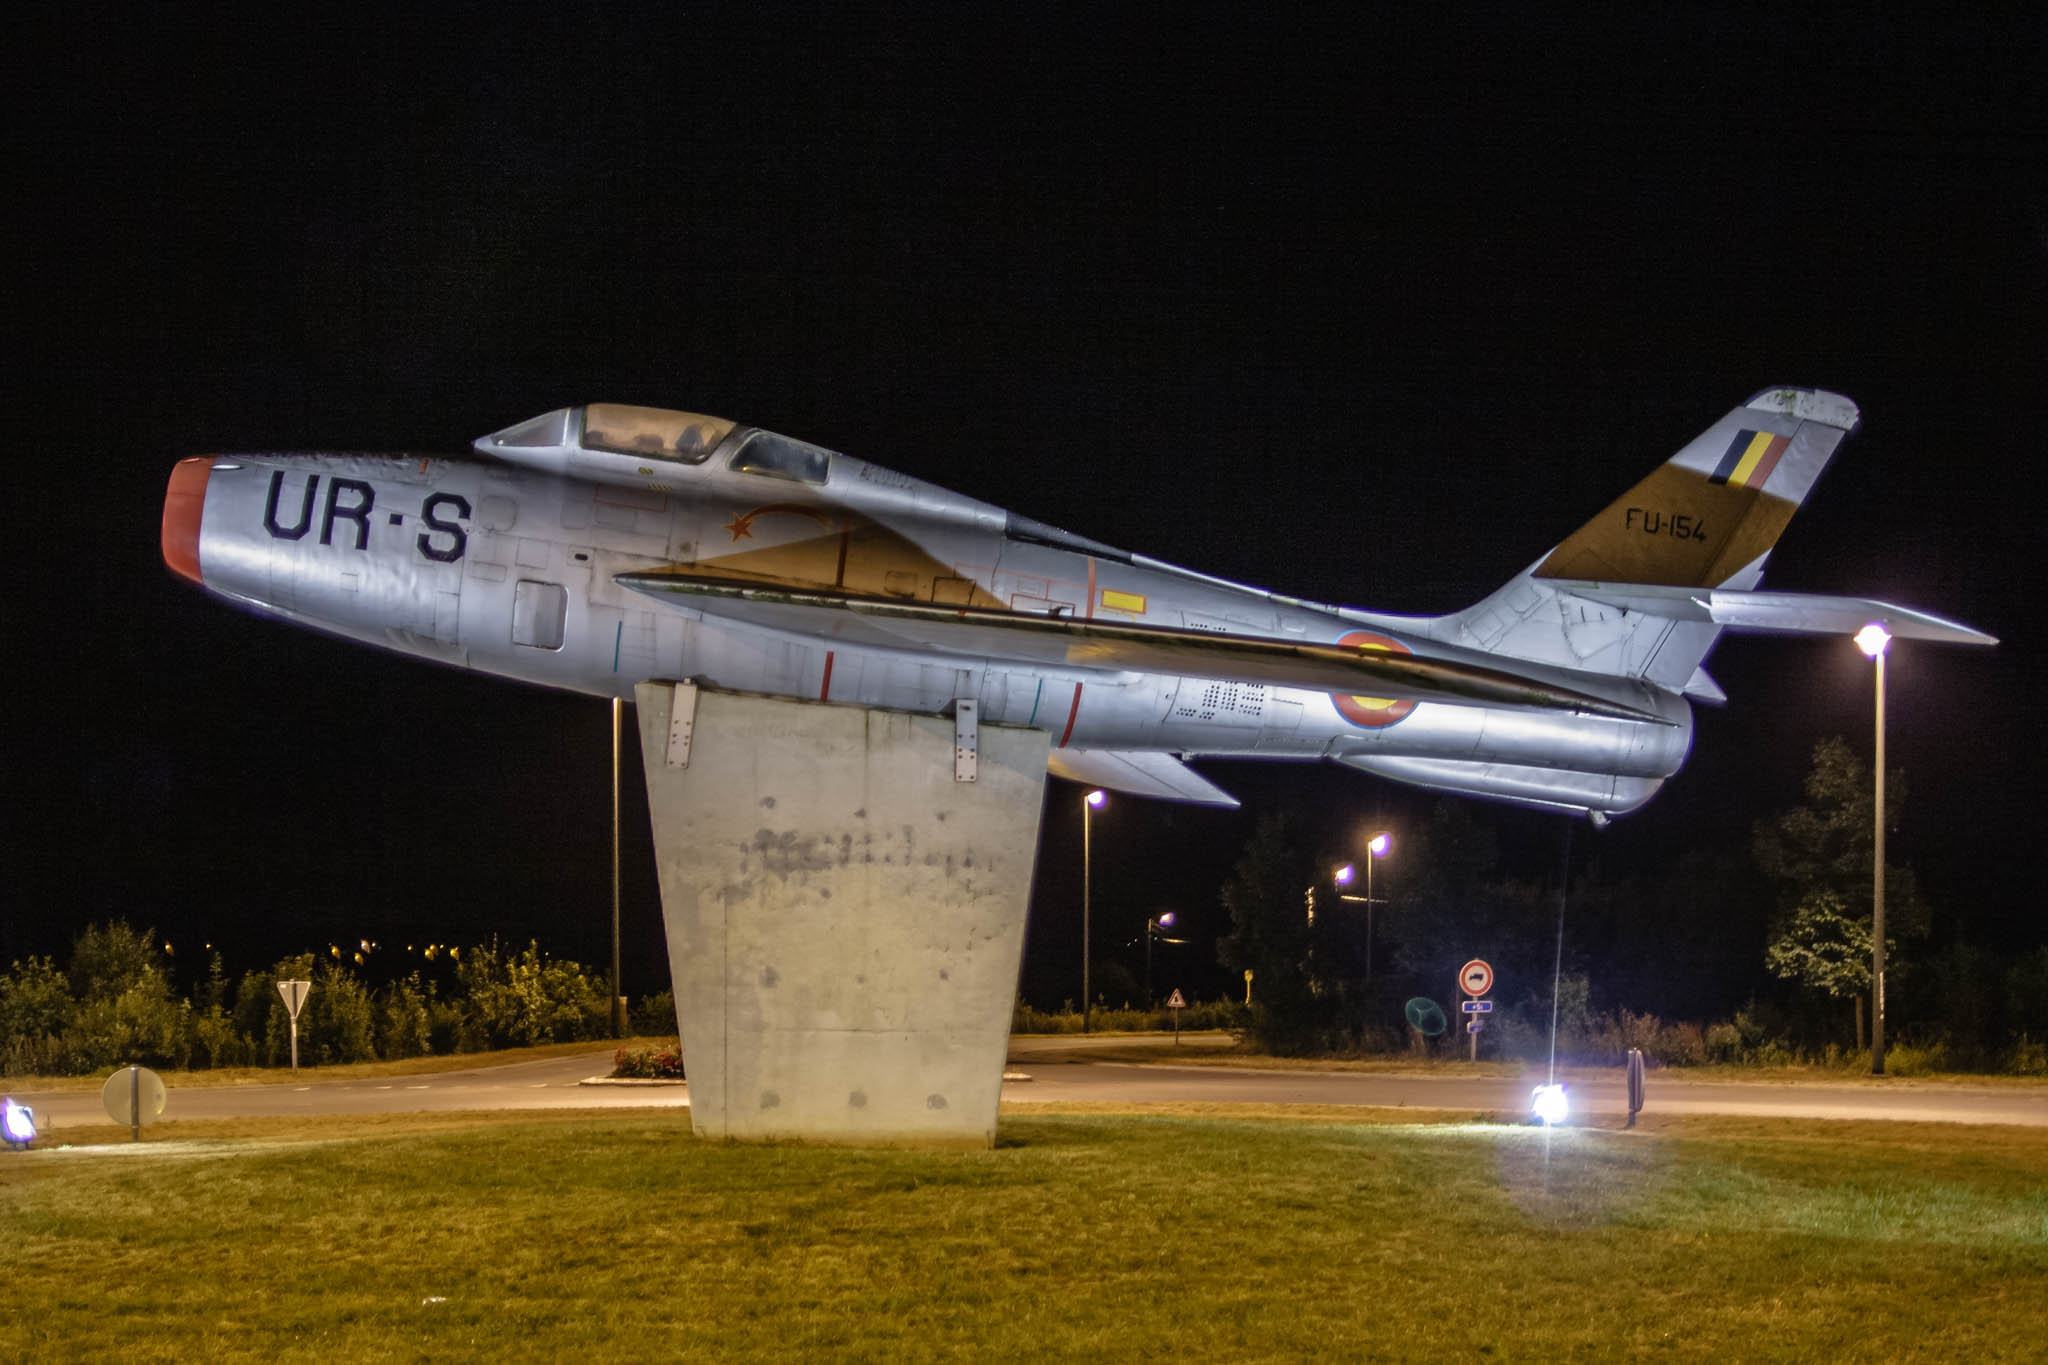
[1458,958,1494,1061]
[277,979,313,1075]
[101,1065,166,1142]
[1166,988,1186,1041]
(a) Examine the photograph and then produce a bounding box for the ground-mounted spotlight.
[2,1097,35,1149]
[1530,1082,1569,1126]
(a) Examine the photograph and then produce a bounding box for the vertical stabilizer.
[1531,387,1858,589]
[1415,388,1860,688]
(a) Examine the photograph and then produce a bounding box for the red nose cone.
[162,457,212,585]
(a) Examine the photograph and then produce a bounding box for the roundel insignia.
[1332,630,1418,729]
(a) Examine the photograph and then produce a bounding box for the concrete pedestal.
[633,683,1050,1145]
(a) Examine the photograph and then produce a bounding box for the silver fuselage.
[178,446,1691,811]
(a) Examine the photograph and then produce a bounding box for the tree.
[1764,888,1888,1043]
[1215,814,1324,1053]
[1754,737,1926,1046]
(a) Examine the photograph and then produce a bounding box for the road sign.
[1460,999,1493,1013]
[1458,959,1494,996]
[102,1065,166,1141]
[277,979,312,1018]
[1466,1020,1484,1033]
[1165,989,1186,1009]
[277,978,313,1073]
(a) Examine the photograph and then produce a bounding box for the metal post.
[1365,855,1375,982]
[1082,794,1094,1033]
[1144,921,1153,1005]
[612,696,624,1039]
[129,1064,140,1142]
[1871,648,1887,1076]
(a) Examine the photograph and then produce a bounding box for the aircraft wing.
[614,571,1668,723]
[1047,749,1242,807]
[1554,582,1998,645]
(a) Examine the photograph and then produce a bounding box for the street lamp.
[1335,832,1393,979]
[1365,831,1390,981]
[1855,622,1891,1076]
[1144,911,1179,1004]
[1082,789,1106,1033]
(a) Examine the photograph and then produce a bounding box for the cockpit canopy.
[478,405,834,487]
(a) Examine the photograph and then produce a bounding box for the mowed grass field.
[5,1106,2047,1362]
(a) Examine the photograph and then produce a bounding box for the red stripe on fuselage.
[1058,683,1083,747]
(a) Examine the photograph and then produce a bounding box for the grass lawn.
[5,1108,2047,1361]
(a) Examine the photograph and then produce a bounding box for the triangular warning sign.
[1165,989,1186,1008]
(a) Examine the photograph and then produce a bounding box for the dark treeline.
[0,923,674,1077]
[1210,739,2048,1074]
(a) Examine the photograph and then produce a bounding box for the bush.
[455,941,605,1049]
[0,956,70,1042]
[1011,998,1248,1035]
[629,991,677,1037]
[376,974,434,1061]
[612,1042,685,1079]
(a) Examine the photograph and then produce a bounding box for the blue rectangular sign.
[1460,1000,1493,1013]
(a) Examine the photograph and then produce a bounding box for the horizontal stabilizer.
[1047,749,1240,807]
[1556,582,1998,645]
[616,571,1670,723]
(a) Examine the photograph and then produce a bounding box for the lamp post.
[611,695,624,1039]
[1855,622,1890,1076]
[1364,832,1390,980]
[1334,832,1393,979]
[1082,789,1106,1032]
[1144,911,1178,1004]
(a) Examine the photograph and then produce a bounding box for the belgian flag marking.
[1709,429,1790,489]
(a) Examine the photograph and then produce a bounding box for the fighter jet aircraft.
[161,387,1991,821]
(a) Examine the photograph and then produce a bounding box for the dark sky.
[10,7,2043,1006]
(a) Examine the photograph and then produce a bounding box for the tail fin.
[1417,388,1947,695]
[1533,386,1858,589]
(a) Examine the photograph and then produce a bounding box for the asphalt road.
[12,1035,2048,1133]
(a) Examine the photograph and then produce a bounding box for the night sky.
[11,7,2043,1009]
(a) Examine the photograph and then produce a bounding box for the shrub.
[376,973,434,1060]
[612,1042,685,1079]
[629,990,677,1037]
[0,956,70,1042]
[456,941,605,1049]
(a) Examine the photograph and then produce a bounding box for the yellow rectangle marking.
[1728,430,1774,487]
[1100,589,1147,614]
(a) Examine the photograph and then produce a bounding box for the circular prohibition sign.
[1458,959,1494,997]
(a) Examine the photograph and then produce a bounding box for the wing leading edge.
[614,570,1670,724]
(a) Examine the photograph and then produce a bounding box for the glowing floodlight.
[2,1097,35,1149]
[1334,863,1356,887]
[1157,911,1176,928]
[1854,622,1891,658]
[1085,789,1107,810]
[1530,1083,1569,1126]
[1368,832,1390,857]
